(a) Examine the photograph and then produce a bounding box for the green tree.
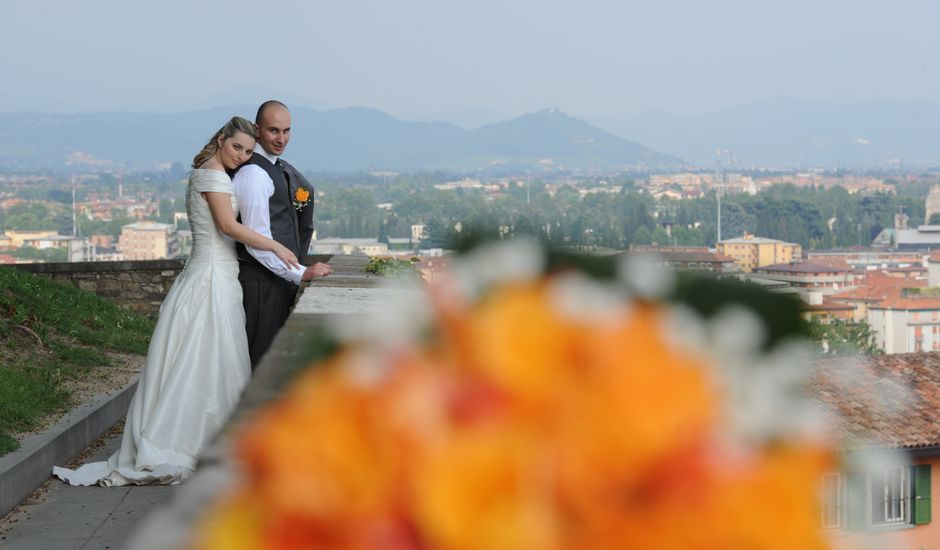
[651,226,670,246]
[9,246,68,262]
[422,219,453,249]
[633,226,652,246]
[806,318,882,356]
[673,226,705,246]
[3,203,59,231]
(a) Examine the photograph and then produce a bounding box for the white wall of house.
[869,308,940,354]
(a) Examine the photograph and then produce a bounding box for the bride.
[54,116,298,486]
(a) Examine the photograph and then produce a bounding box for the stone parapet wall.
[10,260,187,318]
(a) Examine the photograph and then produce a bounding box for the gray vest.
[235,155,303,267]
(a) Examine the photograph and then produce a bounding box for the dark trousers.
[238,262,298,369]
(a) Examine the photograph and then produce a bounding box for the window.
[872,466,907,525]
[822,473,842,529]
[837,464,931,531]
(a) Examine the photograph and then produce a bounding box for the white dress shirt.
[231,144,306,284]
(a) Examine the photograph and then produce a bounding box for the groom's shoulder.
[278,158,299,172]
[242,154,273,171]
[279,159,311,184]
[232,161,270,186]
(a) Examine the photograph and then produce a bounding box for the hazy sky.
[2,0,939,121]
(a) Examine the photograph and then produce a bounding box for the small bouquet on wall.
[195,239,834,550]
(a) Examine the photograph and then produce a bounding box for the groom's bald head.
[255,100,288,126]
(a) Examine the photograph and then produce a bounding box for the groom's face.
[258,106,291,157]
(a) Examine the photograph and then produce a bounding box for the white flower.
[547,272,630,325]
[617,255,676,299]
[451,238,545,300]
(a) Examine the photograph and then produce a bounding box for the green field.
[0,268,154,454]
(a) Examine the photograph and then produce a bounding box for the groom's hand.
[301,262,332,281]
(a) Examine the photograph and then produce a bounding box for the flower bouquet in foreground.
[196,240,834,550]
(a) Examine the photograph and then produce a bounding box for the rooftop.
[870,295,940,310]
[634,250,736,263]
[719,235,796,245]
[753,262,847,274]
[813,353,940,451]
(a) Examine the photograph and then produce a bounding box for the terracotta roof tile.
[812,353,940,451]
[872,295,940,310]
[829,274,926,304]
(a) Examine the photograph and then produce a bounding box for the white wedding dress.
[53,169,251,486]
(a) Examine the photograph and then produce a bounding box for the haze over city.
[2,0,938,124]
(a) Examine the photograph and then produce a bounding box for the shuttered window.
[913,464,932,526]
[833,464,931,530]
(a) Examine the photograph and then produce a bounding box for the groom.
[232,100,331,368]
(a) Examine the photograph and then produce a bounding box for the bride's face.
[217,131,256,170]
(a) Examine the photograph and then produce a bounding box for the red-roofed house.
[813,354,940,545]
[868,292,940,353]
[830,274,927,322]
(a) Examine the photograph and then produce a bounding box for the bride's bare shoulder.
[196,158,226,172]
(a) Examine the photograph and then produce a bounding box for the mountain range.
[4,98,939,173]
[0,107,678,173]
[590,99,940,170]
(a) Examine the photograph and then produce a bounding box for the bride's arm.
[203,192,301,269]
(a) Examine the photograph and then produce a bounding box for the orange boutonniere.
[292,187,311,212]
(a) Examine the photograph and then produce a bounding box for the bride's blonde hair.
[192,116,258,169]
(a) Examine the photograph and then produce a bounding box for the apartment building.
[118,221,180,260]
[716,233,801,272]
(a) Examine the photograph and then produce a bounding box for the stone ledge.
[0,377,139,518]
[11,259,187,274]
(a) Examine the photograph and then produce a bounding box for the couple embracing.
[53,101,331,486]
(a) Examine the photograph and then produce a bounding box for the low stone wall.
[10,260,186,317]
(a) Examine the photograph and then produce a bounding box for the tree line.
[314,178,929,251]
[0,173,932,253]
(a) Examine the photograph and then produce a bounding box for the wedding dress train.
[53,169,251,486]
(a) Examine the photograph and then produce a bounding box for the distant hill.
[591,99,940,170]
[0,107,680,173]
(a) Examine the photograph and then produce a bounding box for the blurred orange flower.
[195,272,834,550]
